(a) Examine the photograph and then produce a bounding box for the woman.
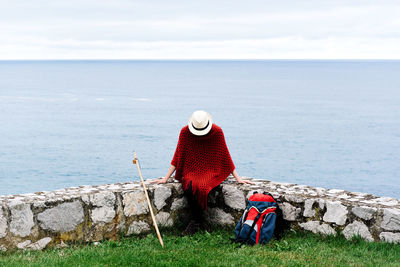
[151,110,253,235]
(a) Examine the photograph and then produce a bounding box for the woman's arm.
[149,165,176,184]
[232,169,255,184]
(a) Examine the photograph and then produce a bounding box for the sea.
[0,60,399,198]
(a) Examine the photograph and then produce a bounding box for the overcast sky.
[1,0,400,59]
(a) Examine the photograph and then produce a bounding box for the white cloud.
[1,37,399,60]
[0,1,399,59]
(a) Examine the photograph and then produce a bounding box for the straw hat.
[188,110,213,136]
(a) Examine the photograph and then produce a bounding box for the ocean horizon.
[0,60,399,197]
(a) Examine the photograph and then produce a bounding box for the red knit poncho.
[171,124,235,210]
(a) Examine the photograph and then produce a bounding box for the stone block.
[337,194,350,199]
[122,191,149,216]
[90,192,116,207]
[33,201,47,208]
[205,208,234,226]
[122,183,139,190]
[303,199,316,217]
[379,232,400,243]
[17,240,32,249]
[375,197,398,206]
[81,194,90,204]
[351,206,376,221]
[208,190,220,205]
[323,201,348,225]
[342,221,373,241]
[381,208,400,231]
[299,221,336,236]
[37,201,84,232]
[328,189,345,194]
[285,195,305,203]
[156,212,173,227]
[171,197,188,210]
[27,237,52,250]
[0,207,7,238]
[222,185,245,210]
[127,221,150,235]
[154,186,172,210]
[9,201,34,237]
[171,183,184,195]
[280,203,301,221]
[318,199,325,209]
[91,206,116,223]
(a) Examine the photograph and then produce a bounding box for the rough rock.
[154,186,172,210]
[208,190,220,205]
[323,201,348,225]
[171,183,184,195]
[205,208,234,226]
[280,203,301,221]
[285,194,305,203]
[9,201,34,237]
[351,206,376,221]
[123,191,149,216]
[27,237,52,250]
[318,199,325,209]
[17,240,32,249]
[328,189,345,194]
[222,185,245,210]
[90,191,116,207]
[299,221,336,236]
[56,241,69,248]
[1,179,400,251]
[315,187,326,195]
[0,245,6,252]
[337,194,350,199]
[91,206,116,223]
[0,207,7,238]
[381,208,400,231]
[342,221,374,241]
[81,194,90,204]
[379,232,400,243]
[375,197,398,206]
[303,199,316,217]
[33,201,47,208]
[126,221,151,235]
[156,212,173,227]
[37,201,84,232]
[171,197,188,210]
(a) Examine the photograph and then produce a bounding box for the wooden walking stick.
[132,151,164,247]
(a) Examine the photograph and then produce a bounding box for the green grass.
[1,229,400,266]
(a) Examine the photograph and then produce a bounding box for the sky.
[0,0,400,59]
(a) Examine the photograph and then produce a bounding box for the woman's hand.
[149,177,169,184]
[232,169,255,185]
[149,165,176,184]
[235,177,255,185]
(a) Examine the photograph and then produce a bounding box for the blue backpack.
[234,192,278,245]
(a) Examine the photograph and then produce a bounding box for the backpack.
[234,192,278,245]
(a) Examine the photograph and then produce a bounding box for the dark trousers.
[184,184,203,224]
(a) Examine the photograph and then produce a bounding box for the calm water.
[0,60,399,197]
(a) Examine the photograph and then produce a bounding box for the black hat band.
[192,120,210,131]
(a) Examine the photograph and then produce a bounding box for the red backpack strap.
[243,212,262,243]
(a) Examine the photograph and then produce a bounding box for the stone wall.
[1,177,400,251]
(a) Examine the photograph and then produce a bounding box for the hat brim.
[188,117,213,136]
